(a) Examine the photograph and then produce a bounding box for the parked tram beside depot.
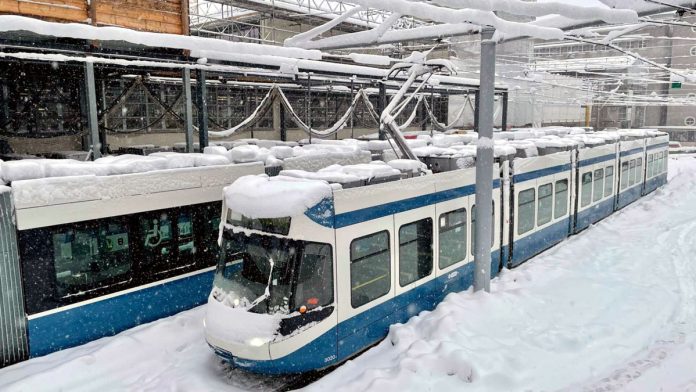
[205,129,669,374]
[0,154,265,366]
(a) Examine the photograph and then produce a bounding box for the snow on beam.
[428,0,638,24]
[0,15,321,61]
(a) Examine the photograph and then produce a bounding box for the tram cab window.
[294,243,333,310]
[554,179,568,219]
[517,189,535,235]
[350,231,391,308]
[637,158,643,183]
[439,209,467,269]
[593,169,604,202]
[620,162,629,190]
[399,218,433,286]
[629,160,636,186]
[53,220,131,298]
[604,166,614,197]
[581,172,592,207]
[537,183,553,226]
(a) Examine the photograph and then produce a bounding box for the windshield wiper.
[245,257,274,310]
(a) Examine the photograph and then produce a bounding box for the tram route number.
[324,354,337,363]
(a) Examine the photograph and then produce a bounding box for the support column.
[350,77,355,138]
[474,27,496,293]
[280,104,287,141]
[501,92,508,131]
[474,90,480,132]
[378,82,387,140]
[84,62,101,160]
[196,69,209,150]
[182,69,195,153]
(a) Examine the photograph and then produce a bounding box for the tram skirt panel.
[0,188,29,367]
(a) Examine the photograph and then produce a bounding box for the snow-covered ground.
[2,156,696,392]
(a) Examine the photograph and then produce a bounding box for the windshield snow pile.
[205,293,281,347]
[224,174,332,219]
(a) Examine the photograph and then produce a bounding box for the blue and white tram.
[205,130,669,375]
[0,160,263,366]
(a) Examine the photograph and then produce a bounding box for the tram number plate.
[324,355,337,363]
[447,271,459,280]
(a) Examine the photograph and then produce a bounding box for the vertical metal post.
[420,95,427,131]
[501,92,508,131]
[182,69,195,153]
[84,62,101,160]
[350,77,355,138]
[196,69,209,150]
[474,27,496,293]
[306,73,312,143]
[280,104,287,141]
[474,90,480,132]
[378,82,386,140]
[430,86,435,136]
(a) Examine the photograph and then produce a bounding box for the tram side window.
[517,189,536,235]
[138,210,196,274]
[471,202,495,255]
[350,231,391,308]
[637,158,643,183]
[648,154,654,178]
[657,152,664,174]
[53,220,131,298]
[581,172,593,207]
[537,183,553,226]
[662,151,668,173]
[621,162,629,189]
[629,159,636,186]
[554,179,568,219]
[604,166,614,197]
[294,243,333,310]
[593,168,604,202]
[439,209,467,269]
[399,219,433,286]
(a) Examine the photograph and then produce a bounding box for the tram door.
[0,189,29,367]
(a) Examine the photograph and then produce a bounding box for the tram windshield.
[213,230,333,316]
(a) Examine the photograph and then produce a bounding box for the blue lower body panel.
[510,217,570,267]
[644,173,667,195]
[575,198,614,233]
[617,185,642,209]
[28,269,215,358]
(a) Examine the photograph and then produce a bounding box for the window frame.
[604,166,614,197]
[517,188,536,235]
[398,218,433,287]
[592,168,604,202]
[554,179,569,219]
[349,230,392,308]
[581,171,593,207]
[438,208,467,270]
[537,182,553,226]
